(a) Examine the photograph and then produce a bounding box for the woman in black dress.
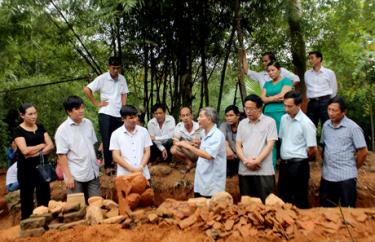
[14,103,54,219]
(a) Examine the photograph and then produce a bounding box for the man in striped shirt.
[319,96,368,207]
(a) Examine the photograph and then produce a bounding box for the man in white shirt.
[305,51,337,128]
[110,105,152,179]
[147,103,176,163]
[243,52,300,88]
[171,107,201,172]
[236,94,278,203]
[83,56,129,175]
[55,96,101,201]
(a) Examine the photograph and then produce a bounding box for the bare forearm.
[141,148,150,167]
[113,151,136,171]
[256,141,275,163]
[83,87,98,106]
[58,155,73,178]
[236,142,247,163]
[356,148,369,168]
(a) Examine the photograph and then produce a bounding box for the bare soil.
[0,152,374,241]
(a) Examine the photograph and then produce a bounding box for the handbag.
[36,152,57,183]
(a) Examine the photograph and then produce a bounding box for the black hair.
[120,105,138,118]
[328,96,347,112]
[284,91,303,105]
[224,105,240,115]
[179,106,192,115]
[262,52,276,62]
[108,56,122,66]
[63,96,84,112]
[308,51,323,62]
[244,94,263,108]
[267,61,282,70]
[18,103,35,115]
[151,103,166,113]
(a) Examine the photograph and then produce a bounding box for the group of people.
[9,53,369,221]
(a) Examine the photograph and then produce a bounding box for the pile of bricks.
[19,197,125,237]
[121,192,375,241]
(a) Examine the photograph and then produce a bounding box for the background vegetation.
[0,0,374,166]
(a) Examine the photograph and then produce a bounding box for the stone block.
[187,197,209,209]
[178,214,197,229]
[148,213,159,223]
[48,200,64,214]
[62,207,86,223]
[20,217,46,231]
[265,193,284,206]
[105,208,119,218]
[240,196,263,206]
[103,199,118,210]
[62,202,81,213]
[101,215,125,224]
[157,198,196,219]
[88,196,103,208]
[208,192,233,212]
[59,220,86,231]
[32,206,49,216]
[19,227,45,237]
[48,223,64,230]
[85,205,103,225]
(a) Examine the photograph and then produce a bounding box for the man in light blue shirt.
[175,107,226,197]
[278,91,317,208]
[320,96,368,207]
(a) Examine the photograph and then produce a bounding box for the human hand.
[96,101,109,107]
[65,175,75,189]
[150,135,156,141]
[162,149,168,160]
[245,157,261,171]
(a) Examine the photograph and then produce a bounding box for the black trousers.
[19,168,50,220]
[319,178,357,207]
[239,175,275,203]
[226,158,239,177]
[278,159,310,208]
[307,97,330,128]
[98,113,123,169]
[150,140,173,163]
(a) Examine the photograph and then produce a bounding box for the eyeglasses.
[244,107,258,112]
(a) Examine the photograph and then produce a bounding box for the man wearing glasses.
[236,94,277,203]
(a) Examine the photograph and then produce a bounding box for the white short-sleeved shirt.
[247,67,300,88]
[173,121,202,141]
[55,117,98,183]
[147,115,176,151]
[6,162,18,185]
[279,110,317,160]
[194,125,226,196]
[304,66,337,99]
[110,125,153,179]
[236,114,278,176]
[87,72,129,117]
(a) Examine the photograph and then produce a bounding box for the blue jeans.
[6,182,19,192]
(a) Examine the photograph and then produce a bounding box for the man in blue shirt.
[320,96,368,207]
[278,91,317,208]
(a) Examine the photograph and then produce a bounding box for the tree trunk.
[235,0,247,105]
[286,0,306,97]
[217,21,236,115]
